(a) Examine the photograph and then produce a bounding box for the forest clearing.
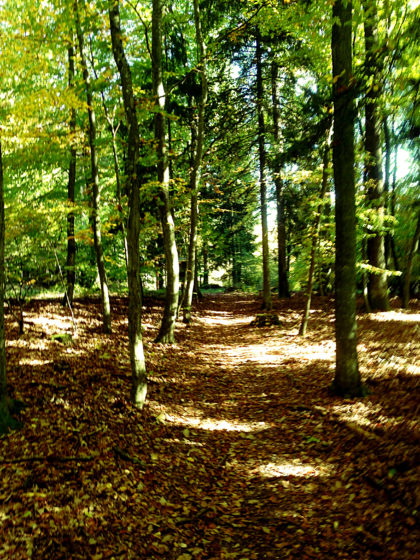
[0,293,419,559]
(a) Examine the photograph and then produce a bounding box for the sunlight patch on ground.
[7,339,50,351]
[151,402,270,432]
[197,313,252,327]
[332,401,383,429]
[18,358,51,367]
[367,310,420,323]
[29,315,74,332]
[250,456,334,478]
[223,340,335,366]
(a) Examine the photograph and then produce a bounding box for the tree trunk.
[0,140,20,434]
[203,244,209,286]
[256,36,272,311]
[63,44,77,308]
[153,0,180,343]
[402,211,420,308]
[271,61,290,299]
[75,0,112,333]
[363,0,390,311]
[383,117,400,287]
[183,0,208,324]
[331,0,363,397]
[109,0,147,409]
[299,135,331,336]
[88,36,129,270]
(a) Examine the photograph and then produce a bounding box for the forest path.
[1,293,419,559]
[143,293,419,559]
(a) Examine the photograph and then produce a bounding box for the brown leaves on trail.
[1,294,419,559]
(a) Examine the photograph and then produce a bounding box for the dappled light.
[367,310,420,323]
[256,458,334,479]
[1,293,419,559]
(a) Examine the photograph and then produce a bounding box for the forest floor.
[0,292,419,559]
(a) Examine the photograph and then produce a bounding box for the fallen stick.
[113,445,147,469]
[0,454,96,464]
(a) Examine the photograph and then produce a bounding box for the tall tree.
[63,44,77,308]
[0,140,22,433]
[271,60,290,299]
[75,0,112,333]
[0,139,10,433]
[109,0,147,408]
[402,208,420,308]
[299,132,331,336]
[153,0,180,343]
[331,0,363,397]
[256,34,272,311]
[363,0,390,311]
[182,0,208,324]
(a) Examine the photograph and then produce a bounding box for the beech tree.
[362,0,390,311]
[63,44,77,308]
[0,139,13,434]
[75,0,112,333]
[109,0,147,409]
[331,0,363,397]
[182,0,208,325]
[152,0,180,344]
[256,34,272,311]
[271,61,290,299]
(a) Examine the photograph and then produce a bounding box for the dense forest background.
[0,0,418,304]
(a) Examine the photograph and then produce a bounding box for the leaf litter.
[0,293,419,559]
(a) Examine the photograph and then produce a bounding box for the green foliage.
[0,0,417,299]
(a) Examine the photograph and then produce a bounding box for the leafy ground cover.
[0,293,419,559]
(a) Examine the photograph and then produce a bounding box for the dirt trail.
[1,293,419,559]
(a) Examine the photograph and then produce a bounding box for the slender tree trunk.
[0,139,9,433]
[331,0,362,397]
[402,211,420,308]
[63,44,77,308]
[256,36,272,311]
[383,116,391,269]
[0,141,21,433]
[183,0,208,324]
[203,244,209,286]
[88,37,129,270]
[363,0,390,311]
[75,0,112,333]
[153,0,180,343]
[271,61,289,299]
[383,117,400,290]
[299,136,331,336]
[109,0,147,409]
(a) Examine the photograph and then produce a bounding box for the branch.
[113,445,147,469]
[0,454,97,464]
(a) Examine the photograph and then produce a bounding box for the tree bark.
[109,0,147,409]
[256,35,272,311]
[271,61,289,299]
[153,0,180,343]
[75,0,112,333]
[0,140,20,434]
[63,44,77,308]
[363,0,390,311]
[183,0,208,324]
[331,0,363,397]
[402,210,420,308]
